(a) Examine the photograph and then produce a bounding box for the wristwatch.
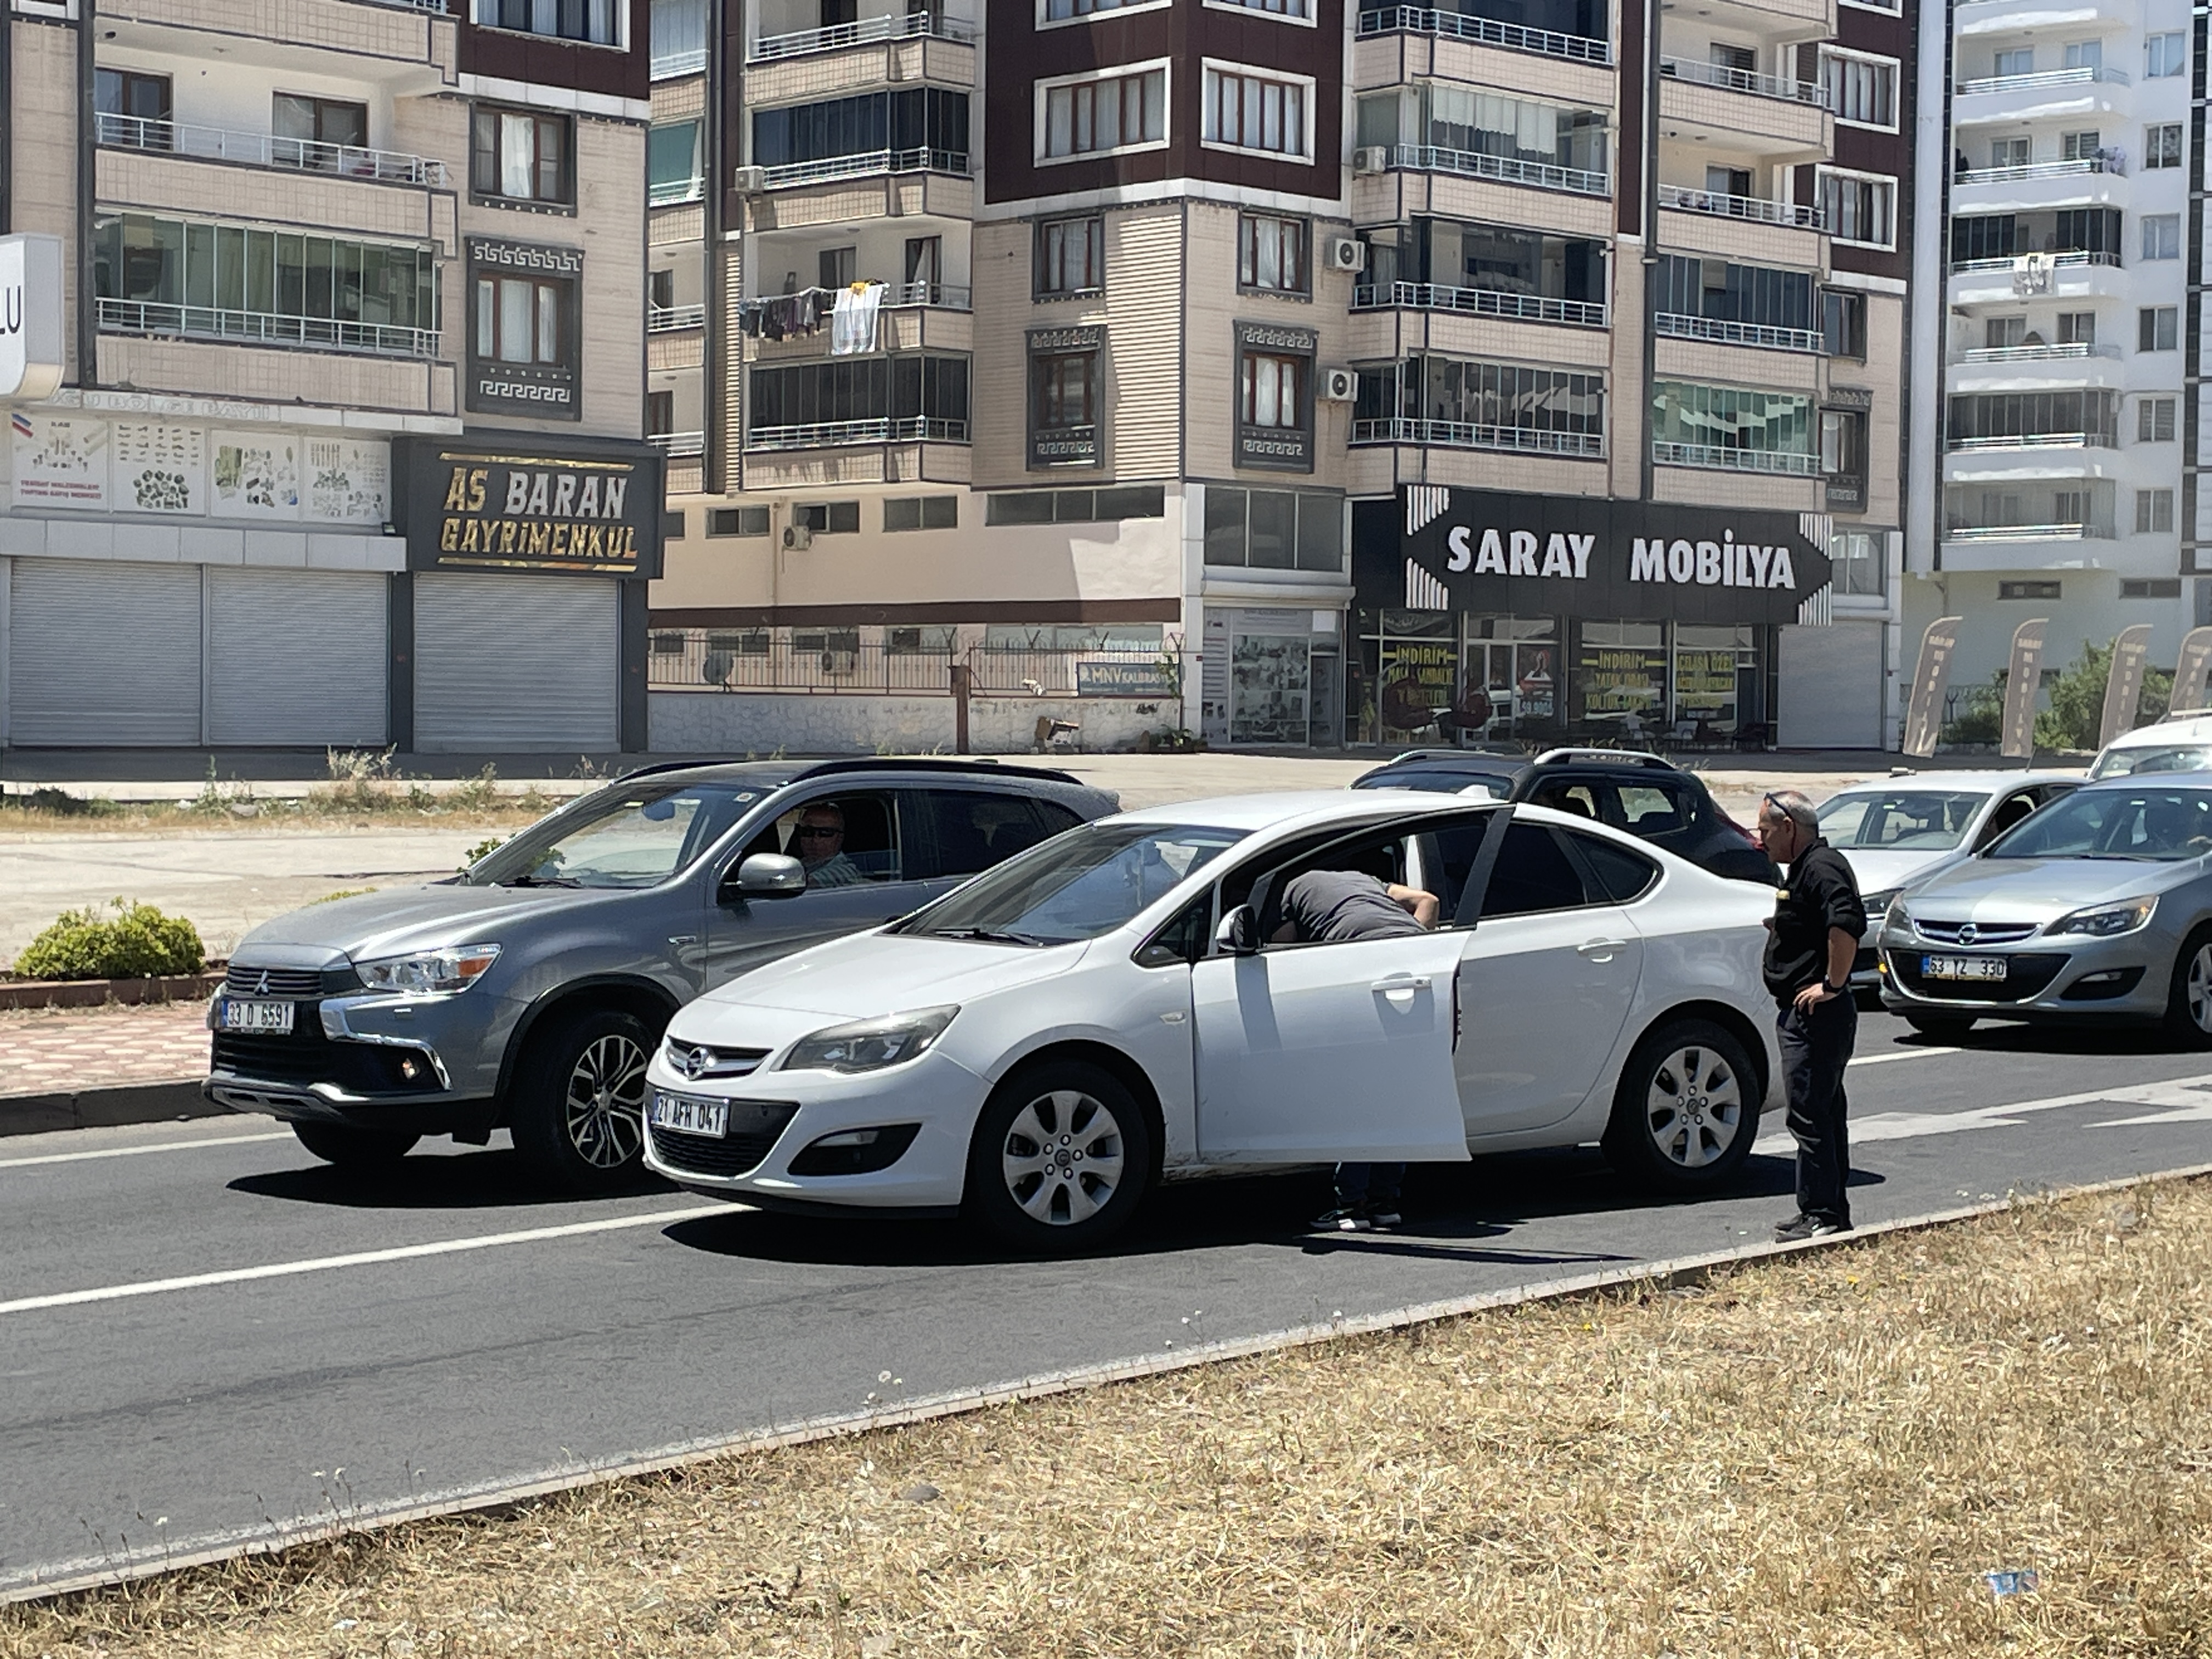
[1823,978,1848,994]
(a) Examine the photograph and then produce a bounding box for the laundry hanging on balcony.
[830,281,885,357]
[741,289,826,341]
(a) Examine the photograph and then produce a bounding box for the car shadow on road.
[228,1149,675,1210]
[1917,1022,2204,1059]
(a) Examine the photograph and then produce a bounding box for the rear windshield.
[1985,786,2212,862]
[2089,743,2212,780]
[1817,789,1990,852]
[896,820,1247,945]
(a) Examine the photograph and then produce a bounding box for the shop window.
[1204,488,1341,572]
[707,506,772,537]
[1573,621,1667,737]
[884,496,959,531]
[1035,217,1104,298]
[472,108,573,206]
[796,501,861,533]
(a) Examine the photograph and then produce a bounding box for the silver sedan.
[1876,779,2212,1043]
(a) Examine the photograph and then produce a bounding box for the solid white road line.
[0,1204,727,1318]
[1848,1046,1961,1068]
[0,1131,292,1171]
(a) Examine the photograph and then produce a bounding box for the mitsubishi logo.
[679,1045,715,1080]
[253,969,272,995]
[1956,923,1979,947]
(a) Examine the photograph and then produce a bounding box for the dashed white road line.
[1755,1071,2212,1155]
[0,1131,291,1171]
[1848,1045,1961,1068]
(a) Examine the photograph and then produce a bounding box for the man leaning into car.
[1758,788,1867,1242]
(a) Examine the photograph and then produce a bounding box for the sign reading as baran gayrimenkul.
[392,437,666,579]
[0,234,65,403]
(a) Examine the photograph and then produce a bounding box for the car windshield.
[1984,786,2212,862]
[465,780,765,889]
[898,821,1248,945]
[1353,768,1514,798]
[2090,743,2212,780]
[1817,789,1989,851]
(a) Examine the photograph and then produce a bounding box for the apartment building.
[650,0,1910,751]
[0,0,659,754]
[1906,0,2202,695]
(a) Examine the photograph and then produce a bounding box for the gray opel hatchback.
[207,758,1116,1188]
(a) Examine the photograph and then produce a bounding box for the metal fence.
[648,637,1177,698]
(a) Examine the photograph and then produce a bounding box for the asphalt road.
[4,1009,2209,1597]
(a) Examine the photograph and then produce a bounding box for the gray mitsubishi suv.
[206,758,1117,1188]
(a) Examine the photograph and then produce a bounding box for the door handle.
[1576,938,1629,960]
[1370,974,1431,1003]
[667,935,697,949]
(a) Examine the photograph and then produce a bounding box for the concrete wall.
[650,690,1169,753]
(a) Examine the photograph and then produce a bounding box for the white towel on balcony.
[831,282,885,356]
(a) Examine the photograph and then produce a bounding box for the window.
[94,69,171,148]
[2062,38,2101,69]
[1985,315,2027,349]
[272,94,367,170]
[476,274,567,365]
[1039,66,1167,161]
[904,236,941,290]
[1988,137,2030,170]
[1401,87,1610,179]
[2136,490,2175,534]
[1241,353,1302,431]
[1821,408,1868,504]
[1821,289,1866,359]
[1209,0,1312,17]
[1650,382,1813,460]
[797,501,861,533]
[2143,215,2181,261]
[2057,311,2096,346]
[1820,50,1897,127]
[1999,580,2062,600]
[884,496,958,531]
[2141,307,2179,352]
[1947,391,2119,445]
[1031,349,1099,464]
[2147,124,2184,168]
[748,354,972,437]
[472,108,573,204]
[1816,170,1895,246]
[475,0,622,45]
[646,389,674,436]
[888,625,960,653]
[93,214,440,339]
[1042,0,1168,20]
[913,792,1070,881]
[752,89,970,173]
[1993,48,2033,76]
[1203,488,1342,572]
[1827,529,1884,597]
[2124,578,2185,599]
[2060,130,2101,161]
[2141,398,2177,443]
[985,487,1166,524]
[1202,65,1313,159]
[1480,824,1596,918]
[816,246,857,290]
[650,0,708,75]
[707,506,771,537]
[2146,31,2187,77]
[648,121,703,203]
[1239,216,1307,294]
[1035,217,1104,297]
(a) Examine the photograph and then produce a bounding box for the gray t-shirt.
[1279,871,1425,944]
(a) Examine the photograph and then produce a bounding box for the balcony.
[95,297,441,360]
[759,148,969,190]
[746,416,969,450]
[1944,521,2113,543]
[751,9,975,61]
[1370,144,1609,198]
[1352,281,1607,328]
[1657,182,1822,228]
[94,114,445,187]
[1350,418,1605,456]
[741,283,973,358]
[649,430,707,458]
[1652,441,1819,476]
[1946,431,2111,453]
[651,175,706,206]
[1659,57,1826,106]
[1960,341,2120,364]
[1654,312,1824,353]
[1353,7,1610,65]
[1955,65,2128,97]
[652,47,709,78]
[648,304,707,332]
[1953,155,2125,212]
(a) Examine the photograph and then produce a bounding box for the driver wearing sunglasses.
[793,802,867,888]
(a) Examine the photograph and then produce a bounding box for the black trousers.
[1777,995,1857,1224]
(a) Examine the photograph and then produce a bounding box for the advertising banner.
[10,413,108,509]
[1076,659,1177,697]
[1902,616,1963,758]
[0,234,65,403]
[2000,618,2046,759]
[2171,626,2212,716]
[392,436,664,580]
[111,422,206,515]
[2100,624,2153,748]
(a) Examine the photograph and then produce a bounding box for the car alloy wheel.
[2188,943,2212,1035]
[565,1032,647,1169]
[2166,928,2212,1048]
[1000,1088,1126,1226]
[1643,1043,1746,1169]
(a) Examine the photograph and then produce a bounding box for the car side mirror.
[730,853,806,900]
[1215,904,1259,956]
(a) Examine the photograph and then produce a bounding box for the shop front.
[1198,606,1346,749]
[1348,488,1831,750]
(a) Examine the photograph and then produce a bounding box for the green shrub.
[461,836,507,872]
[13,899,206,981]
[1942,675,2005,747]
[2034,641,2176,752]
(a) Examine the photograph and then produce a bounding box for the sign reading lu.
[0,235,65,403]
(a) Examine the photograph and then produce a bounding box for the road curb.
[0,1080,220,1139]
[8,1156,2208,1606]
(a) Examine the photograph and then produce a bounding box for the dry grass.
[9,1181,2212,1658]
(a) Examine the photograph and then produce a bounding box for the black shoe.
[1774,1214,1849,1243]
[1366,1205,1403,1231]
[1310,1205,1373,1233]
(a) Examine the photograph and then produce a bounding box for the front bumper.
[205,987,511,1133]
[1875,930,2167,1022]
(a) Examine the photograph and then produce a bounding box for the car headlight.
[354,943,501,995]
[1862,888,1900,927]
[2046,899,2157,939]
[780,1006,957,1074]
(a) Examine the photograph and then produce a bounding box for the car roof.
[1116,789,1487,832]
[2074,772,2212,792]
[2103,712,2212,750]
[1370,747,1528,770]
[1822,769,2083,795]
[612,756,1094,791]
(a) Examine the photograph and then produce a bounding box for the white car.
[642,792,1784,1250]
[1813,770,2083,989]
[2090,710,2212,781]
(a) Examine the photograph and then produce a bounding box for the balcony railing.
[1349,418,1604,456]
[759,148,969,189]
[648,430,707,457]
[357,0,449,11]
[1655,312,1826,353]
[1658,183,1824,228]
[650,176,706,206]
[1659,56,1829,106]
[1957,156,2121,184]
[748,282,972,313]
[1946,431,2112,452]
[93,114,446,186]
[651,47,709,78]
[751,9,977,61]
[1380,144,1609,197]
[1354,7,1610,64]
[1944,522,2113,541]
[746,416,970,449]
[1956,65,2129,95]
[1652,441,1820,476]
[1950,249,2121,274]
[1353,281,1607,327]
[96,296,440,358]
[1957,341,2121,363]
[648,303,707,332]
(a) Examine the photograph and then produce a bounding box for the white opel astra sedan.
[642,791,1782,1250]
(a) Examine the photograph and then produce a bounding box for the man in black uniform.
[1275,867,1441,1234]
[1757,788,1867,1242]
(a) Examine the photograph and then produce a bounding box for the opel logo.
[679,1045,715,1080]
[253,969,272,995]
[1957,923,1979,947]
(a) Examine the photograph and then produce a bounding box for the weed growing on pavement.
[12,899,205,980]
[7,1178,2211,1657]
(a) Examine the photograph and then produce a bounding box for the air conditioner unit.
[732,165,768,194]
[1318,366,1359,403]
[1352,146,1392,176]
[1324,235,1366,273]
[782,522,812,551]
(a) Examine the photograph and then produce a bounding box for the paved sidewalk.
[1,1001,212,1097]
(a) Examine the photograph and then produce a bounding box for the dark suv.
[1353,748,1775,884]
[207,758,1116,1189]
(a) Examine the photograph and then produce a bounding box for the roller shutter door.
[414,573,620,751]
[206,568,389,747]
[1779,620,1885,749]
[8,560,202,745]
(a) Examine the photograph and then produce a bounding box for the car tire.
[292,1121,418,1167]
[510,1007,654,1192]
[2161,926,2212,1049]
[965,1059,1153,1253]
[1600,1018,1760,1195]
[1904,1012,1977,1038]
